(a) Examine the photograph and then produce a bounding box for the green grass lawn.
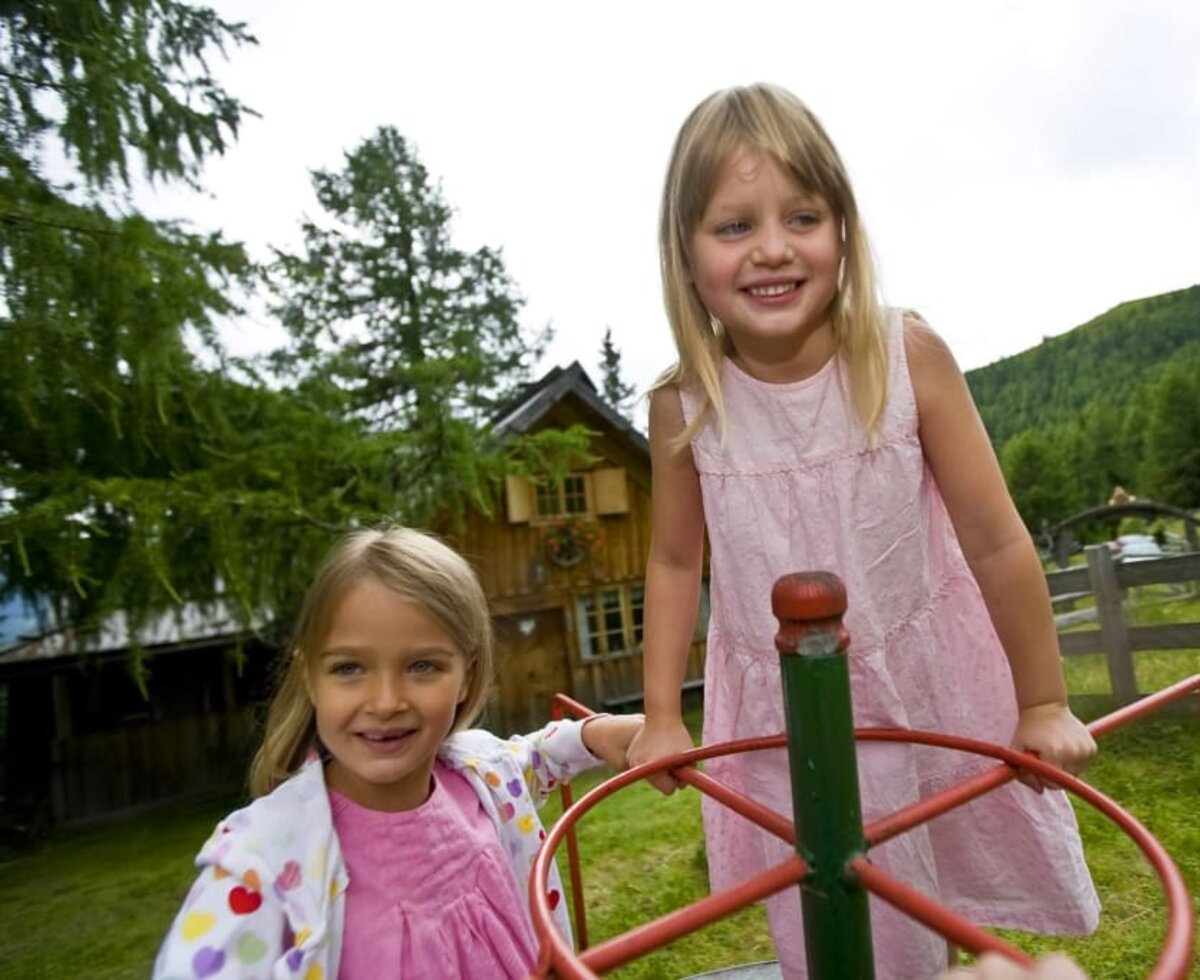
[1,654,1196,979]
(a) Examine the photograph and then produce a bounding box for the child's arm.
[906,316,1096,786]
[581,713,646,769]
[626,386,706,793]
[153,864,287,978]
[496,716,634,804]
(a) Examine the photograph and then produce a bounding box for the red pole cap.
[771,571,849,656]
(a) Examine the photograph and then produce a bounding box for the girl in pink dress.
[627,83,1100,979]
[155,526,642,979]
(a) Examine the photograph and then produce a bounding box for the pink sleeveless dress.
[680,311,1100,979]
[331,761,538,979]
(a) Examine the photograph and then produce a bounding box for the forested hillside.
[965,285,1200,532]
[967,285,1200,446]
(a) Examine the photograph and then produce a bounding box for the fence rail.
[1048,546,1200,703]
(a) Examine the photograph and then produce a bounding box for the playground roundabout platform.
[528,572,1198,980]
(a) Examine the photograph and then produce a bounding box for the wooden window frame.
[575,582,645,660]
[535,474,590,520]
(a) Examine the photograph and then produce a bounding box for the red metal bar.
[580,857,808,974]
[552,692,596,721]
[676,767,796,844]
[551,694,594,951]
[850,859,1035,966]
[865,675,1200,847]
[1087,673,1199,738]
[536,677,1200,977]
[864,751,1016,847]
[545,696,797,956]
[530,737,801,978]
[853,730,1195,980]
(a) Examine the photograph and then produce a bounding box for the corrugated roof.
[0,600,263,668]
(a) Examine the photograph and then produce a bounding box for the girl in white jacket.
[155,526,641,980]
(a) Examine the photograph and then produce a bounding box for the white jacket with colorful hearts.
[153,719,601,979]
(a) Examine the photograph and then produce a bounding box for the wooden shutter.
[505,475,533,523]
[592,467,629,515]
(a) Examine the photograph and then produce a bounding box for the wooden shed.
[0,604,274,829]
[449,362,707,733]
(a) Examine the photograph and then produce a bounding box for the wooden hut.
[449,362,707,733]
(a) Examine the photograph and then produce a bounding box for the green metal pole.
[772,571,874,979]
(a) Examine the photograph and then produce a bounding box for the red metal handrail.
[539,674,1198,978]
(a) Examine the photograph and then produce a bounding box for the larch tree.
[0,1,379,649]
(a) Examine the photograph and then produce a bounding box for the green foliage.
[1000,430,1073,533]
[968,285,1200,449]
[269,126,592,527]
[1140,349,1200,505]
[1,5,586,649]
[0,0,276,634]
[0,0,255,188]
[270,126,542,425]
[975,285,1200,525]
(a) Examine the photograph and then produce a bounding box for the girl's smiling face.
[307,576,471,811]
[688,146,842,382]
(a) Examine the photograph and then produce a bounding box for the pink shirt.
[331,760,538,979]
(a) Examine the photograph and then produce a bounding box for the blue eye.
[717,219,750,236]
[410,659,441,675]
[330,661,362,677]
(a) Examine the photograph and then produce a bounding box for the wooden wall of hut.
[448,401,707,735]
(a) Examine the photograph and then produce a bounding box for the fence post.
[1084,544,1138,704]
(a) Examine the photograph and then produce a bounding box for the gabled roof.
[492,361,648,454]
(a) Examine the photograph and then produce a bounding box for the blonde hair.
[248,526,494,796]
[656,82,888,445]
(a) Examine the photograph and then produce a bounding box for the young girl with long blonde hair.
[627,83,1099,979]
[155,526,641,979]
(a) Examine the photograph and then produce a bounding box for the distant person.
[627,82,1100,978]
[154,526,642,978]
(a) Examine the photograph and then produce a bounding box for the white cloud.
[145,0,1200,427]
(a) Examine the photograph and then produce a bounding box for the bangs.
[676,85,852,236]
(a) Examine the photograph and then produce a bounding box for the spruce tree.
[269,126,590,524]
[599,326,636,417]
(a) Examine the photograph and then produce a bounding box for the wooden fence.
[1047,545,1200,703]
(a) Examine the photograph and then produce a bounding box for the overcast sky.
[150,0,1200,427]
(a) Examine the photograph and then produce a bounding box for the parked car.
[1113,533,1163,563]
